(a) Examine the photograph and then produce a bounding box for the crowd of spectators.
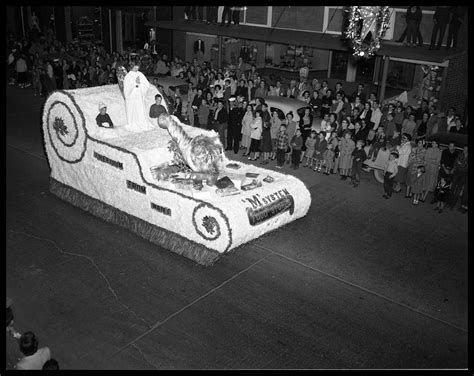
[6,20,468,213]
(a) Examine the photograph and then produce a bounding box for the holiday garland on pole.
[345,6,391,58]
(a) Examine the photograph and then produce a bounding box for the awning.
[147,19,461,64]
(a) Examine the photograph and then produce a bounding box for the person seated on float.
[149,93,168,122]
[96,102,114,128]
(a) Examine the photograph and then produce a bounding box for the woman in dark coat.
[298,107,313,160]
[260,116,273,164]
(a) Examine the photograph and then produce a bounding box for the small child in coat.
[275,124,289,169]
[411,165,426,205]
[350,139,367,187]
[322,143,335,175]
[290,128,303,169]
[383,151,399,199]
[313,131,328,172]
[303,130,317,168]
[433,177,451,213]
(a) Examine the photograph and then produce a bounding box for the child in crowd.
[275,124,289,169]
[313,131,327,172]
[350,139,367,187]
[322,143,335,175]
[303,130,317,168]
[290,128,303,169]
[320,113,331,134]
[410,165,426,205]
[433,177,451,213]
[368,126,386,161]
[383,151,399,199]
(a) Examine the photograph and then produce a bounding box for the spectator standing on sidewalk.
[275,124,289,169]
[393,133,412,192]
[15,54,28,88]
[383,151,399,199]
[339,131,355,180]
[350,140,367,187]
[422,140,442,202]
[289,128,303,169]
[447,144,468,210]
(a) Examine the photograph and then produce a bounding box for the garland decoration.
[345,6,391,58]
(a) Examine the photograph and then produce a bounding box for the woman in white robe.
[123,65,154,132]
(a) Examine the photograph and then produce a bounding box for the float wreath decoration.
[345,6,391,58]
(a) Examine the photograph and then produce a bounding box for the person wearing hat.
[96,103,114,128]
[383,151,399,199]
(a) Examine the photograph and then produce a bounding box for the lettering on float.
[242,189,295,226]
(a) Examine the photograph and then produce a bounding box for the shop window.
[386,60,416,91]
[244,6,268,25]
[355,56,376,85]
[330,51,348,80]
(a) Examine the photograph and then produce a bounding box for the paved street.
[6,86,468,369]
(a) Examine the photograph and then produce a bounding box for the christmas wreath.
[345,6,391,58]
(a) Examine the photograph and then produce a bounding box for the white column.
[64,6,72,43]
[108,9,113,53]
[378,56,390,103]
[327,51,333,78]
[345,54,357,82]
[116,10,123,53]
[20,6,25,36]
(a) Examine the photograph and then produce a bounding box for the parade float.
[42,73,311,266]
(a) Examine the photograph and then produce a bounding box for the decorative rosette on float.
[43,91,88,164]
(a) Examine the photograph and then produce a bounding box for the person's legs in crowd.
[450,22,461,49]
[448,173,465,209]
[184,6,195,21]
[397,28,407,43]
[196,6,204,22]
[291,149,301,169]
[383,172,394,198]
[459,178,468,213]
[416,22,423,46]
[232,7,241,25]
[221,6,232,26]
[276,148,286,168]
